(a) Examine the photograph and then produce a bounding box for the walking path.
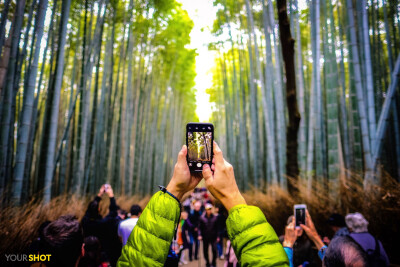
[184,241,225,267]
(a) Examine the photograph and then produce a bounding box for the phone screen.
[186,123,213,172]
[295,207,306,227]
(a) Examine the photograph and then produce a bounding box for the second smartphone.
[186,123,214,172]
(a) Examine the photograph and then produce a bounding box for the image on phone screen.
[295,208,306,227]
[186,123,213,172]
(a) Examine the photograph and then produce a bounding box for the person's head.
[86,200,100,219]
[181,211,188,220]
[117,206,127,220]
[345,213,368,233]
[205,203,213,216]
[328,213,347,233]
[323,236,369,267]
[41,215,84,267]
[194,201,202,212]
[130,205,142,217]
[80,236,101,266]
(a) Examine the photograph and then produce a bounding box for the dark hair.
[327,213,347,228]
[323,236,369,267]
[130,205,142,216]
[85,200,100,219]
[78,236,101,267]
[42,215,84,267]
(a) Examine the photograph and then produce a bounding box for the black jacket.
[81,196,121,266]
[198,213,219,241]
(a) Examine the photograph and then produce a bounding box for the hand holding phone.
[166,145,203,201]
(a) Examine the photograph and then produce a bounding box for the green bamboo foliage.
[209,0,400,192]
[1,0,400,203]
[0,0,197,203]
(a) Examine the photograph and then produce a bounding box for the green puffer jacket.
[117,191,289,267]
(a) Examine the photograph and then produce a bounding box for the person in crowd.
[322,236,369,267]
[280,215,320,267]
[82,184,121,267]
[78,236,108,267]
[345,212,389,266]
[298,210,389,267]
[39,215,85,267]
[323,213,349,245]
[118,204,142,246]
[198,203,219,267]
[182,193,193,213]
[299,210,328,262]
[27,220,51,255]
[215,205,227,260]
[117,206,128,220]
[177,211,190,265]
[117,142,289,266]
[224,239,238,267]
[188,200,202,261]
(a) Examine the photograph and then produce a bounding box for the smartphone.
[294,204,306,228]
[186,122,214,172]
[104,184,110,193]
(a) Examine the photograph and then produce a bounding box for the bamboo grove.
[207,0,400,195]
[0,0,198,205]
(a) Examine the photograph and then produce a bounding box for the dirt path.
[183,242,225,267]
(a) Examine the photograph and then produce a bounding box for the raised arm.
[117,145,202,267]
[202,142,289,267]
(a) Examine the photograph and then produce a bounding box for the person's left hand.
[166,145,202,201]
[283,217,299,248]
[97,185,105,197]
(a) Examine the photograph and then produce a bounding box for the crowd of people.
[25,142,390,267]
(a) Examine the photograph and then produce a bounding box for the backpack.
[349,234,387,267]
[365,236,387,267]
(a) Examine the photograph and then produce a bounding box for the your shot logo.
[4,254,51,262]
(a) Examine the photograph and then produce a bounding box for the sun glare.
[177,0,217,122]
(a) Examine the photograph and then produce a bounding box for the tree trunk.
[277,0,300,194]
[12,0,48,204]
[41,0,71,203]
[346,0,374,184]
[0,0,26,200]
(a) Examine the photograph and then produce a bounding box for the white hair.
[345,212,369,233]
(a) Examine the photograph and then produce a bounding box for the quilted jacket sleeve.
[117,191,180,267]
[226,205,289,267]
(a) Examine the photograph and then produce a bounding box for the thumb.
[177,145,187,164]
[202,164,213,183]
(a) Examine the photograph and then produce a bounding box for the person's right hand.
[202,141,246,211]
[283,217,298,248]
[300,210,324,250]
